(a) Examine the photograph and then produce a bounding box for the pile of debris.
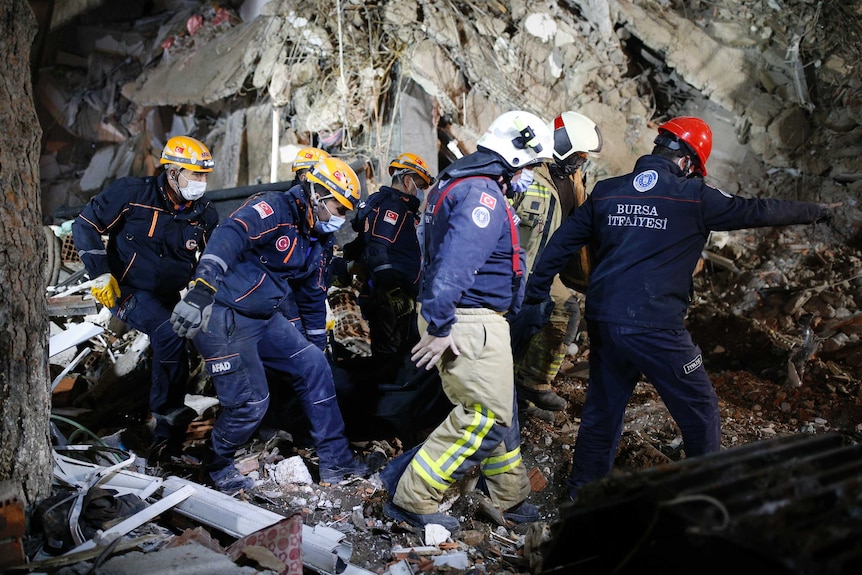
[19,0,862,573]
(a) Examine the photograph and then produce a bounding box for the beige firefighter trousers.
[393,308,530,514]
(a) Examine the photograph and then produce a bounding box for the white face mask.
[510,169,534,194]
[175,170,207,201]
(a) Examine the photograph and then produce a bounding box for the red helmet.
[656,117,712,176]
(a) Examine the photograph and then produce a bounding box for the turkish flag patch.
[383,210,399,225]
[479,192,497,210]
[252,201,274,219]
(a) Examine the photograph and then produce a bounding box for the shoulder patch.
[275,236,291,252]
[252,201,274,219]
[479,192,497,210]
[472,206,491,228]
[633,170,658,193]
[383,210,399,225]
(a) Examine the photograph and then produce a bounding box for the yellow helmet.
[388,152,434,187]
[306,157,360,210]
[159,136,214,172]
[292,147,330,173]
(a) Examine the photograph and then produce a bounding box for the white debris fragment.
[272,455,314,485]
[424,523,451,546]
[524,13,557,43]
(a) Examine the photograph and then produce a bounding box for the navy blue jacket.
[194,185,333,333]
[73,172,218,299]
[420,152,525,337]
[349,186,421,293]
[526,155,828,330]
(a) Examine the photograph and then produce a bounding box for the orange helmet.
[307,157,361,210]
[655,117,712,176]
[292,147,330,173]
[388,152,435,187]
[159,136,214,172]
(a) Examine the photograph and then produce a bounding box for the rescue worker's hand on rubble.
[90,273,120,308]
[171,279,216,338]
[412,331,460,370]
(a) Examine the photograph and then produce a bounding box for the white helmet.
[549,111,603,166]
[476,110,554,169]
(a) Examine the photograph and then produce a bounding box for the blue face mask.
[510,169,534,194]
[314,214,345,234]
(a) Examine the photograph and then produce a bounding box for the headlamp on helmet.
[476,110,554,170]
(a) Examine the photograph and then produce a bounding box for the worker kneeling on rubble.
[380,111,554,532]
[523,116,834,500]
[170,156,383,493]
[73,135,219,463]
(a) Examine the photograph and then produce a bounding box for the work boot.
[209,465,254,493]
[503,500,540,524]
[516,385,567,411]
[384,501,461,534]
[319,451,387,485]
[520,401,555,423]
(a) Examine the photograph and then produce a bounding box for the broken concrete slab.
[99,540,268,575]
[616,0,758,114]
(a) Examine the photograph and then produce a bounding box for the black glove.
[385,286,415,318]
[330,256,353,287]
[171,279,216,338]
[814,205,833,225]
[372,268,400,293]
[342,238,363,261]
[509,296,554,361]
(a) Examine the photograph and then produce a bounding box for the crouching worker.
[73,135,219,462]
[171,157,382,492]
[380,111,554,532]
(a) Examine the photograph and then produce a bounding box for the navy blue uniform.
[73,172,218,441]
[191,185,356,474]
[420,170,526,336]
[346,186,422,355]
[526,154,829,497]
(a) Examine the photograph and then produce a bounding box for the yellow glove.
[90,273,120,308]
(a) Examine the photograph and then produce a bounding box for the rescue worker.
[523,116,833,500]
[513,111,603,421]
[281,146,331,335]
[342,152,434,357]
[380,111,554,532]
[73,135,219,462]
[170,157,377,492]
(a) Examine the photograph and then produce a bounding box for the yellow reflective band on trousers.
[411,404,495,491]
[480,446,523,476]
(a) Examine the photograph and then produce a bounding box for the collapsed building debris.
[19,0,862,572]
